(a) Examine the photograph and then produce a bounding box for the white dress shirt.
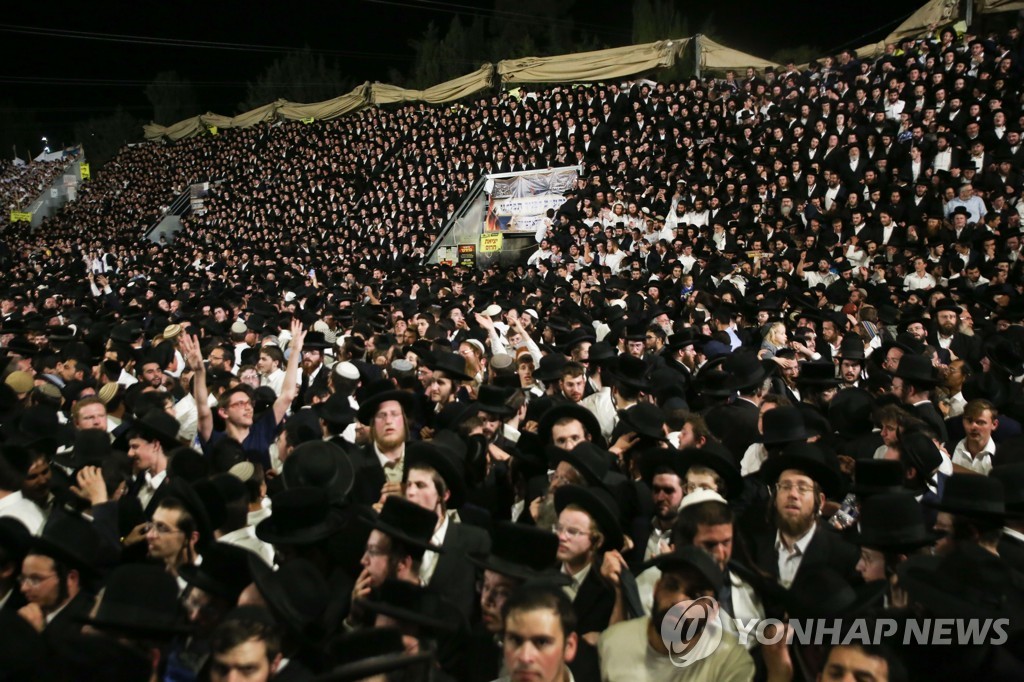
[951,437,995,475]
[775,524,817,588]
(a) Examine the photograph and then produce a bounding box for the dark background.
[0,0,939,161]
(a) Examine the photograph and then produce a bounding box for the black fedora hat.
[303,331,333,349]
[532,353,568,383]
[404,438,467,509]
[554,484,624,552]
[475,384,516,417]
[922,473,1017,520]
[795,361,840,388]
[760,441,843,499]
[126,409,182,450]
[313,393,358,431]
[357,579,460,634]
[0,517,31,563]
[640,545,724,592]
[178,542,258,603]
[604,354,651,392]
[836,337,866,361]
[587,341,618,365]
[360,496,445,554]
[850,459,905,497]
[248,555,328,637]
[255,486,348,545]
[426,351,473,382]
[548,441,612,487]
[760,406,809,446]
[890,354,940,387]
[468,521,569,584]
[851,492,937,551]
[828,387,875,437]
[537,403,607,449]
[30,509,101,577]
[680,442,743,498]
[79,563,191,637]
[723,350,772,393]
[320,628,434,682]
[163,478,214,548]
[356,383,418,425]
[560,327,596,353]
[282,441,355,502]
[617,403,667,441]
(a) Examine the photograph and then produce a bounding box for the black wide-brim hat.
[178,542,258,603]
[359,496,445,554]
[537,403,607,449]
[547,441,612,487]
[282,440,356,503]
[247,554,329,637]
[356,579,459,634]
[640,545,724,593]
[760,442,843,499]
[255,486,349,545]
[404,440,466,509]
[126,409,182,450]
[356,385,418,425]
[79,563,192,637]
[850,492,938,551]
[475,384,516,417]
[723,351,772,392]
[30,509,102,577]
[921,473,1019,520]
[795,361,841,388]
[467,521,570,584]
[319,634,433,682]
[425,351,473,382]
[889,353,941,387]
[616,402,668,441]
[554,484,624,552]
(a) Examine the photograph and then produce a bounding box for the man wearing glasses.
[183,321,305,469]
[146,497,202,582]
[754,443,859,589]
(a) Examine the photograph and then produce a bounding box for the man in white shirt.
[598,545,755,681]
[0,459,45,535]
[951,399,998,475]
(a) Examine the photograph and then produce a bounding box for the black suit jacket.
[751,522,861,611]
[429,521,491,621]
[572,566,615,636]
[347,445,388,506]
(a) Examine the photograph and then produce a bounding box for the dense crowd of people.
[0,155,77,212]
[3,19,1024,682]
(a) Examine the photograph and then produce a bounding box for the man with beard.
[753,443,859,589]
[598,545,755,681]
[295,331,333,408]
[836,337,865,388]
[630,450,687,566]
[929,299,980,367]
[350,384,418,506]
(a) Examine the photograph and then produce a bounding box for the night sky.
[2,0,933,149]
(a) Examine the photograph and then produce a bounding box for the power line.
[0,22,414,61]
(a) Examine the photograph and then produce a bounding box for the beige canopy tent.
[144,0,988,142]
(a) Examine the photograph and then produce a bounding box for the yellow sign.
[480,233,503,253]
[301,117,315,124]
[80,162,90,180]
[208,125,218,135]
[10,211,32,222]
